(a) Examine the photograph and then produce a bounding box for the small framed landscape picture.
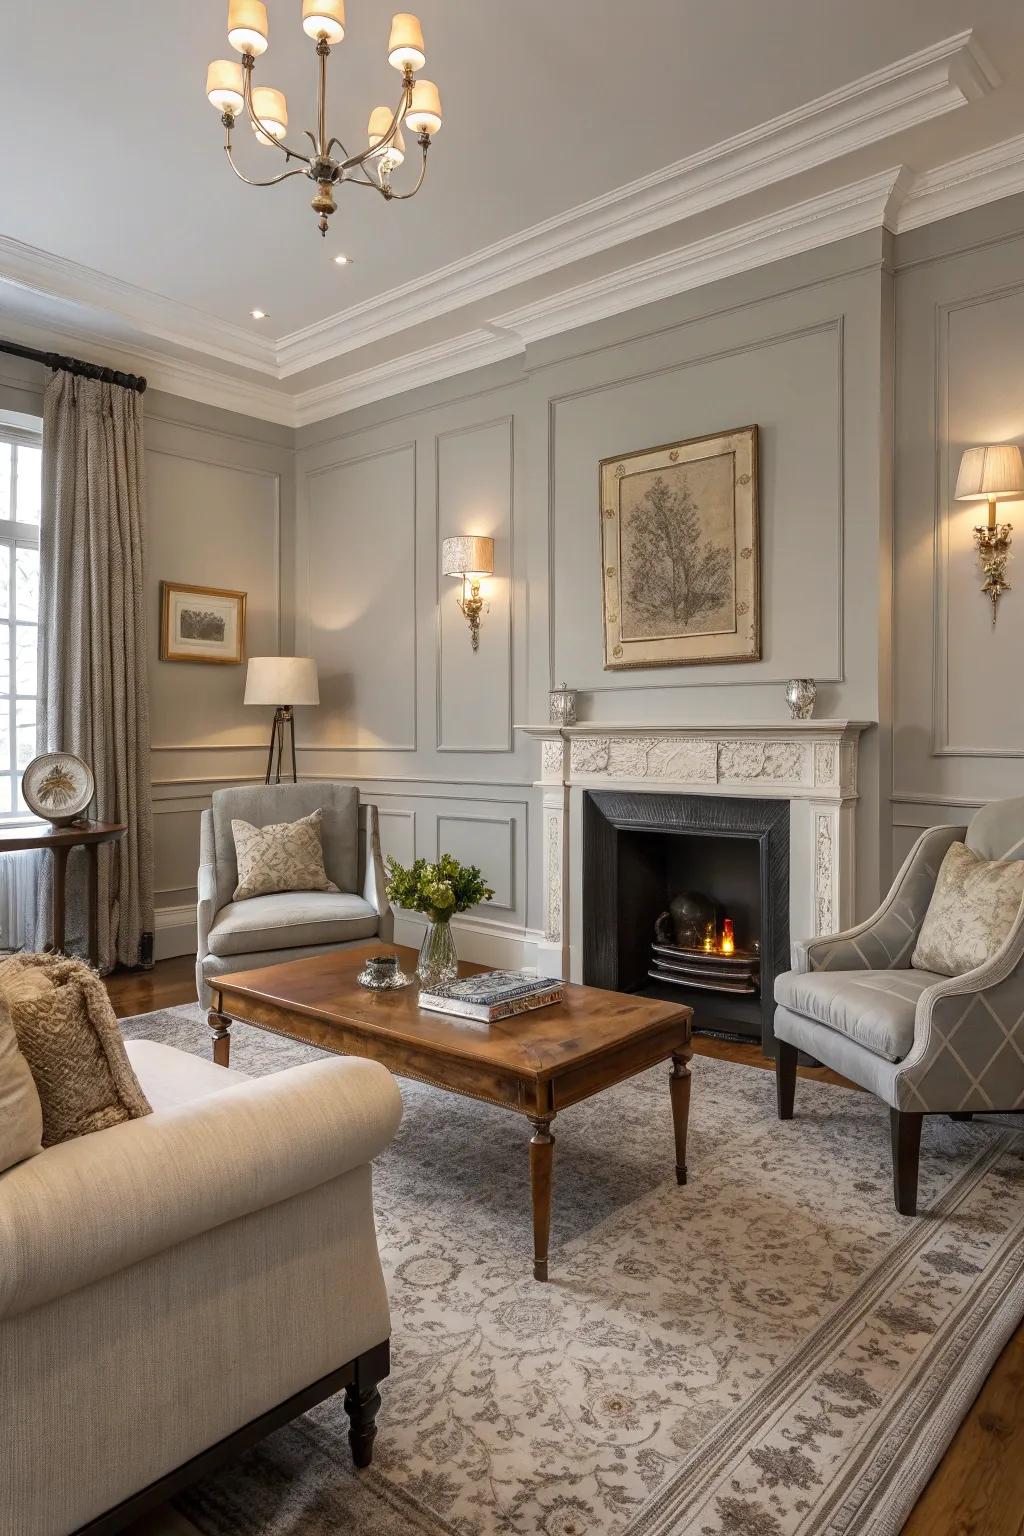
[160,581,246,665]
[599,424,760,669]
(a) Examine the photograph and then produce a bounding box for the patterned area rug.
[120,1005,1024,1536]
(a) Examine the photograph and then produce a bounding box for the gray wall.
[0,356,294,956]
[892,194,1024,867]
[295,231,896,954]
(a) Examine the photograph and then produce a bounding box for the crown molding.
[0,233,278,376]
[491,168,910,347]
[273,30,997,376]
[896,132,1024,232]
[292,329,523,427]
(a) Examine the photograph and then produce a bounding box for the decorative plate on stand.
[22,752,95,826]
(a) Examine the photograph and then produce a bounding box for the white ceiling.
[2,1,1024,422]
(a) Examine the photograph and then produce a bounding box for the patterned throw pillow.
[3,953,151,1147]
[0,990,43,1172]
[912,841,1024,977]
[232,808,339,901]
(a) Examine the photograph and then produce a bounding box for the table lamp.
[244,656,319,783]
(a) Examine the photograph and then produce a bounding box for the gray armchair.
[774,796,1024,1216]
[196,782,393,1007]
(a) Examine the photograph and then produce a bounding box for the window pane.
[0,444,10,519]
[15,697,34,770]
[0,628,10,697]
[15,624,35,696]
[15,547,38,621]
[0,546,9,622]
[15,446,41,524]
[0,777,14,815]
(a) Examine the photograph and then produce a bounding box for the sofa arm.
[792,823,965,974]
[894,899,1024,1112]
[197,807,217,957]
[363,802,394,939]
[0,1055,402,1323]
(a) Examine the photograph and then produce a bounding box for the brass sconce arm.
[974,514,1013,627]
[457,576,488,652]
[441,535,494,652]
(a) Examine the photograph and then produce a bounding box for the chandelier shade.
[206,59,245,114]
[388,13,426,71]
[406,79,442,136]
[227,0,269,56]
[302,0,345,44]
[208,2,442,237]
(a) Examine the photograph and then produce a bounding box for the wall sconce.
[441,534,493,651]
[955,443,1024,626]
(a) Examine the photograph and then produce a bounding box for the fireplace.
[582,790,790,1051]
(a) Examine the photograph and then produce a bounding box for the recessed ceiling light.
[250,308,267,319]
[333,255,351,266]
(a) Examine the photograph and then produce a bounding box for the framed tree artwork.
[599,425,759,669]
[160,581,247,665]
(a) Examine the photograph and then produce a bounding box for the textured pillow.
[232,808,339,901]
[4,953,151,1147]
[0,992,43,1173]
[912,841,1024,978]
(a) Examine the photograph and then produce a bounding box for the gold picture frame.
[160,581,247,665]
[599,425,760,669]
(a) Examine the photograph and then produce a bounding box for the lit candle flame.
[721,918,735,956]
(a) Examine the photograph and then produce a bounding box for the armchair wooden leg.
[344,1340,390,1469]
[776,1040,798,1120]
[890,1108,923,1217]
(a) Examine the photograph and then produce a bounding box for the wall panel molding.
[436,812,517,911]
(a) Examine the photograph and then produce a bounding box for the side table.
[0,821,128,967]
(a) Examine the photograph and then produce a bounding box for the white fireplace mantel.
[517,720,873,982]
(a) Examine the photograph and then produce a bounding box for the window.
[0,429,41,819]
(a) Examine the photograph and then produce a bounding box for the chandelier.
[205,3,443,237]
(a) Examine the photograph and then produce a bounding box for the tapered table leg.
[87,843,100,968]
[669,1047,693,1185]
[528,1114,555,1281]
[209,1010,232,1067]
[51,844,70,955]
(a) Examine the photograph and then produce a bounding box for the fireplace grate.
[648,941,760,997]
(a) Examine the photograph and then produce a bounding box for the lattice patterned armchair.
[773,796,1024,1215]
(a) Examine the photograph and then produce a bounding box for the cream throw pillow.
[912,841,1024,977]
[0,991,43,1173]
[232,808,339,901]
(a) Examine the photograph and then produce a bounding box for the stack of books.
[419,969,564,1022]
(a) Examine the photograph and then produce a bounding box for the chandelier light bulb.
[367,106,405,165]
[206,59,245,115]
[227,0,269,56]
[388,13,426,72]
[302,0,345,44]
[406,79,442,136]
[251,87,288,145]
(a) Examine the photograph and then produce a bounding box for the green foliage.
[385,852,494,921]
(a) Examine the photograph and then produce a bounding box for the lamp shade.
[251,86,288,144]
[954,443,1024,502]
[368,106,405,158]
[302,0,345,43]
[442,535,493,578]
[388,13,425,71]
[228,0,269,56]
[206,59,245,114]
[244,656,320,706]
[406,79,442,135]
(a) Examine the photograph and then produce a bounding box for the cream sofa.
[197,782,394,1009]
[0,1038,402,1536]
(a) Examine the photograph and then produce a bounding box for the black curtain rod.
[0,338,147,394]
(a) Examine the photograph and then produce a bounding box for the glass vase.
[417,915,458,989]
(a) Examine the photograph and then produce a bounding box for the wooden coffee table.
[208,944,693,1281]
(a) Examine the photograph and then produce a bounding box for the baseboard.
[154,904,198,961]
[394,911,544,972]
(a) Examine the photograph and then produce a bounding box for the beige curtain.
[35,372,154,970]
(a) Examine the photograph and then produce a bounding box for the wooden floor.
[107,957,1024,1536]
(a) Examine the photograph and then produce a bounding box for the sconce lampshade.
[388,13,426,72]
[206,59,245,115]
[954,443,1024,502]
[228,0,269,56]
[442,535,493,578]
[302,0,345,44]
[244,656,320,706]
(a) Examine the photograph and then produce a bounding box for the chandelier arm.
[382,142,431,201]
[240,60,312,167]
[325,137,352,161]
[224,140,310,190]
[339,82,412,173]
